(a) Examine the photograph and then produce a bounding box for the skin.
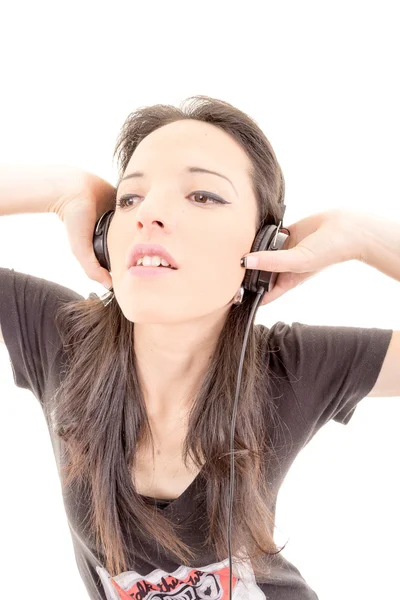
[106,119,258,424]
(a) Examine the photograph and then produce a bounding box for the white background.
[0,1,399,598]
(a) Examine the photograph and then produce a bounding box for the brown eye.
[115,191,227,209]
[115,195,139,209]
[189,191,226,205]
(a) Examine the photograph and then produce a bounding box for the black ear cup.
[92,209,290,297]
[93,210,115,271]
[243,223,290,295]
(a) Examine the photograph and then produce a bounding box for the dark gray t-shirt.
[0,267,393,600]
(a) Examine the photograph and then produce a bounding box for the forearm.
[0,164,77,216]
[350,210,400,282]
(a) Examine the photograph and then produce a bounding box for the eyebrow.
[118,166,238,196]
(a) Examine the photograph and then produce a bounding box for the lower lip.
[128,266,178,278]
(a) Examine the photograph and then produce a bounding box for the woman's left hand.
[242,209,364,306]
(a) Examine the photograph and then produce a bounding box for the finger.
[259,283,287,306]
[258,272,293,306]
[64,212,113,290]
[259,271,308,306]
[243,247,313,274]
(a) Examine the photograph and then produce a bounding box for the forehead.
[124,119,252,180]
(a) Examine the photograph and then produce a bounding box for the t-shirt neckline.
[138,467,204,512]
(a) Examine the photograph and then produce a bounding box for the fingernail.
[241,255,258,269]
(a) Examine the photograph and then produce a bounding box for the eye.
[115,195,139,209]
[189,191,227,205]
[115,191,228,209]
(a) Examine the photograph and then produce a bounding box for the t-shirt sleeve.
[0,267,83,400]
[268,320,393,430]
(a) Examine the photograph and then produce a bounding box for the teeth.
[135,255,172,267]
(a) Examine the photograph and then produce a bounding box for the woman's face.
[107,118,258,324]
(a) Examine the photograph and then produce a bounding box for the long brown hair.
[48,95,288,580]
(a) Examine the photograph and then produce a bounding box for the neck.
[133,307,229,416]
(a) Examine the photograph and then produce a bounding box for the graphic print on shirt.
[96,550,267,600]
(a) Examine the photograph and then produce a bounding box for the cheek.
[107,225,129,274]
[188,243,243,291]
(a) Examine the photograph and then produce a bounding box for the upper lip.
[126,243,179,269]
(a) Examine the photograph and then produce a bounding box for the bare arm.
[0,164,78,216]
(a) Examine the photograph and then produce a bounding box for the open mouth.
[129,265,177,270]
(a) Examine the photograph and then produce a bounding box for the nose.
[132,192,176,234]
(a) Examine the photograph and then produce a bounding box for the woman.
[0,95,397,600]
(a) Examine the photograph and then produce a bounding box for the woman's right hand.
[51,168,116,290]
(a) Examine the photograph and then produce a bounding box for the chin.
[120,305,181,324]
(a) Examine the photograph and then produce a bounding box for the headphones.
[92,205,290,299]
[92,189,290,599]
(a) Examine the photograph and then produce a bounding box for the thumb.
[242,247,311,273]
